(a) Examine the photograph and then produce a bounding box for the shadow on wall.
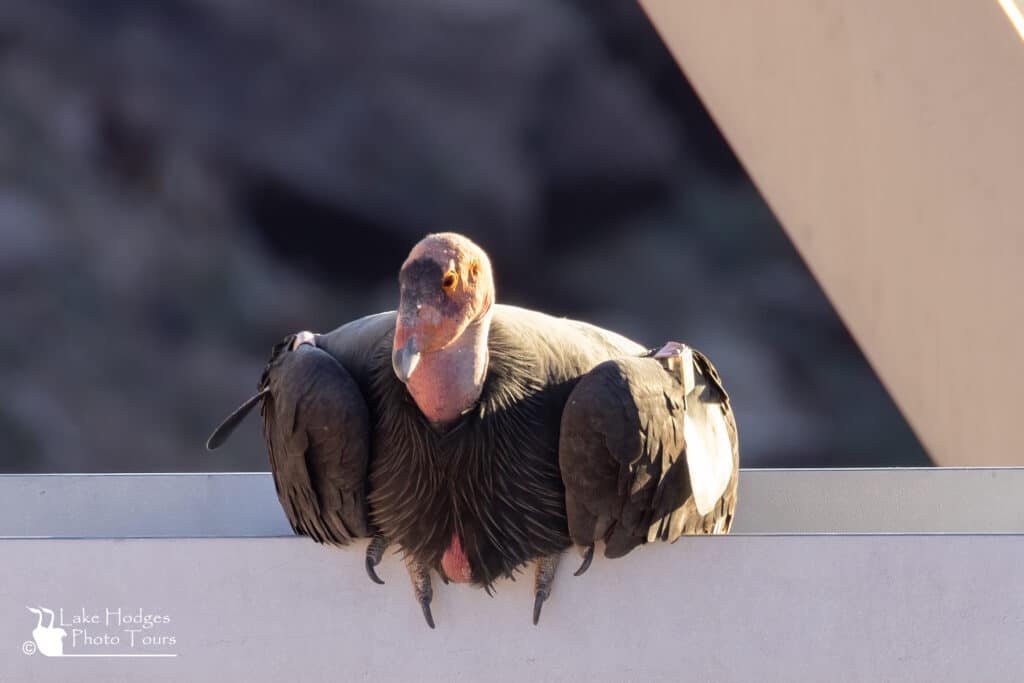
[0,0,930,472]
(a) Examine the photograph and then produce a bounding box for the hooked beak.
[392,336,421,384]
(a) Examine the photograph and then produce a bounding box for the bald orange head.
[392,233,494,382]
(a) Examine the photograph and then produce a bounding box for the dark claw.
[532,591,548,626]
[533,554,560,625]
[365,535,387,585]
[484,584,494,598]
[574,545,594,577]
[438,568,450,585]
[420,599,435,629]
[406,557,435,629]
[365,555,385,585]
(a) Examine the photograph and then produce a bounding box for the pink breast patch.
[441,533,473,583]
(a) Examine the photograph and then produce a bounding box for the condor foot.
[573,545,595,577]
[533,554,560,626]
[365,533,387,585]
[406,556,435,629]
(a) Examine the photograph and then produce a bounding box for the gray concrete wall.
[641,0,1024,465]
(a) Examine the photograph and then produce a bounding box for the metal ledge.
[1,468,1022,538]
[2,534,1022,681]
[2,470,1023,681]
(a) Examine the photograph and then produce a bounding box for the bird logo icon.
[25,607,67,657]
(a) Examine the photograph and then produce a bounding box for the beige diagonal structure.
[640,1,1024,465]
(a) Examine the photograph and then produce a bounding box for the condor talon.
[574,545,594,577]
[364,534,387,585]
[533,554,560,625]
[532,592,548,626]
[406,556,435,629]
[365,559,384,585]
[420,599,435,629]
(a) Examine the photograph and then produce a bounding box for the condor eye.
[442,270,458,292]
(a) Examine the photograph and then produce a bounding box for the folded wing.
[209,334,372,544]
[558,347,738,560]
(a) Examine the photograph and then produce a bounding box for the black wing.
[558,347,738,559]
[208,334,372,544]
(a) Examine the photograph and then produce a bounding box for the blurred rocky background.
[0,0,929,472]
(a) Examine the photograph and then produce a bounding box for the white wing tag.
[683,368,733,515]
[684,406,733,516]
[654,342,733,516]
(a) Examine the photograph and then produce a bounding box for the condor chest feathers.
[366,323,576,587]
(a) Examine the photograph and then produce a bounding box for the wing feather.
[261,335,372,544]
[208,333,373,545]
[559,347,738,559]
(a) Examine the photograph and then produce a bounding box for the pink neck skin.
[406,309,492,427]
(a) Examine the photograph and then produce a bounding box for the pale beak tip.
[392,339,421,383]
